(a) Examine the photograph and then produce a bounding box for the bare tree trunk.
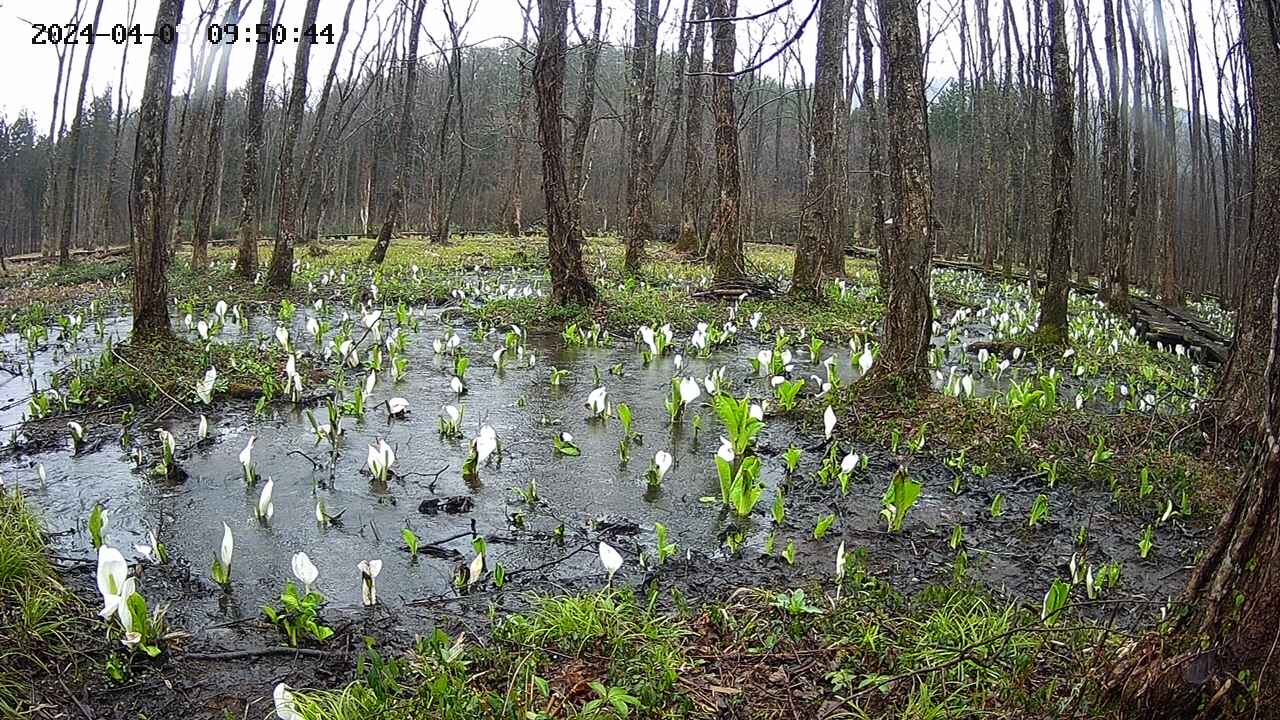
[1099,0,1129,313]
[623,0,661,274]
[861,0,887,297]
[1111,11,1280,714]
[192,1,242,273]
[265,0,322,288]
[130,0,185,339]
[57,0,106,265]
[871,0,934,386]
[368,0,427,264]
[98,0,137,252]
[677,0,709,253]
[535,0,598,304]
[506,16,531,237]
[567,0,605,235]
[1038,0,1074,343]
[1153,0,1180,305]
[430,0,469,247]
[235,0,276,278]
[1214,0,1280,431]
[710,0,745,284]
[792,0,845,299]
[298,0,358,248]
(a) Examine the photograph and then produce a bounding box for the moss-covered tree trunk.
[535,0,597,305]
[130,0,185,339]
[791,0,845,300]
[709,0,745,285]
[1037,0,1074,344]
[871,0,933,387]
[1111,3,1280,714]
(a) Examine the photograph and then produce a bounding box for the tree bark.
[791,0,845,299]
[368,0,427,264]
[235,0,276,278]
[536,0,598,305]
[192,0,242,273]
[1099,0,1129,314]
[709,0,745,284]
[860,0,887,298]
[505,16,532,237]
[677,0,709,254]
[567,0,605,236]
[1037,0,1074,344]
[265,0,322,289]
[1214,0,1280,432]
[130,0,185,339]
[623,0,661,274]
[1111,10,1280,713]
[1153,0,1180,305]
[58,0,106,265]
[870,0,934,387]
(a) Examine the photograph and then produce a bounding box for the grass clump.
[0,489,81,716]
[288,579,1116,719]
[42,333,325,415]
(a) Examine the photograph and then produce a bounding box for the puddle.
[3,300,1205,639]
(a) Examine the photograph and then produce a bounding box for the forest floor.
[0,234,1255,719]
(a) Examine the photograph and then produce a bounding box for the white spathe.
[291,552,319,593]
[598,541,623,581]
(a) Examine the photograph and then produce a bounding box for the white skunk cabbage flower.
[275,326,290,351]
[96,546,135,621]
[198,415,209,440]
[358,559,382,606]
[858,346,875,375]
[654,451,673,482]
[716,437,735,464]
[841,453,859,474]
[256,478,275,521]
[387,397,410,417]
[291,552,319,593]
[474,425,498,464]
[823,406,837,439]
[274,683,303,720]
[220,523,234,569]
[367,439,396,482]
[598,541,623,582]
[196,367,217,404]
[586,386,609,417]
[678,377,701,406]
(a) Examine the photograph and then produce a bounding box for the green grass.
[32,332,329,417]
[0,489,81,717]
[286,574,1116,719]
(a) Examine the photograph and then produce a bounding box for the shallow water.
[2,301,1203,635]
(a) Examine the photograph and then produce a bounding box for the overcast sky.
[0,0,1232,135]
